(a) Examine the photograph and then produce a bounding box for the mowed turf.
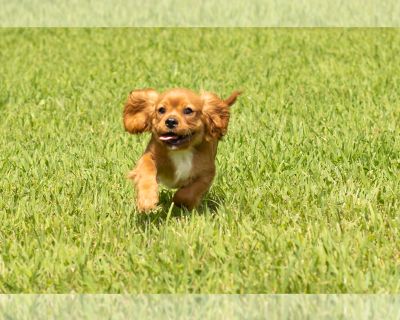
[0,28,399,293]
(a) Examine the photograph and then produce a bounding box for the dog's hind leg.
[172,171,215,210]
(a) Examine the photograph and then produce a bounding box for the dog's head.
[123,88,240,150]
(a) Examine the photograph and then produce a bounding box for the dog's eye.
[158,107,166,114]
[183,107,193,115]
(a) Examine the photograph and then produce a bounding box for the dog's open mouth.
[159,132,191,146]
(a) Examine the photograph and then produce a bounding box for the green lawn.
[0,28,399,293]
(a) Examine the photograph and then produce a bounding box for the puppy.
[123,88,240,212]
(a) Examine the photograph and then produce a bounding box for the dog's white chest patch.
[170,150,193,184]
[169,150,193,182]
[158,149,194,188]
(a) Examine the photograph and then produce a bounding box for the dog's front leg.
[128,152,159,213]
[173,171,215,210]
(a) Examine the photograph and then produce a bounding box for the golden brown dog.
[123,88,240,212]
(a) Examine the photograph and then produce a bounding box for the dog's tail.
[224,90,242,107]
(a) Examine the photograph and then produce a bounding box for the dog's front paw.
[137,197,158,213]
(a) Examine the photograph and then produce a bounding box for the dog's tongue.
[159,135,178,141]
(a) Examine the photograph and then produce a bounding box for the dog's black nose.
[165,118,178,129]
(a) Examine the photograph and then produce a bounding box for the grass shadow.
[134,188,224,230]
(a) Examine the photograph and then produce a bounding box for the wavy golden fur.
[123,88,241,212]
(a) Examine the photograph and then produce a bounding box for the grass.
[0,28,399,293]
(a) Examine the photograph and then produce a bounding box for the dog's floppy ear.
[123,88,159,134]
[202,90,241,140]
